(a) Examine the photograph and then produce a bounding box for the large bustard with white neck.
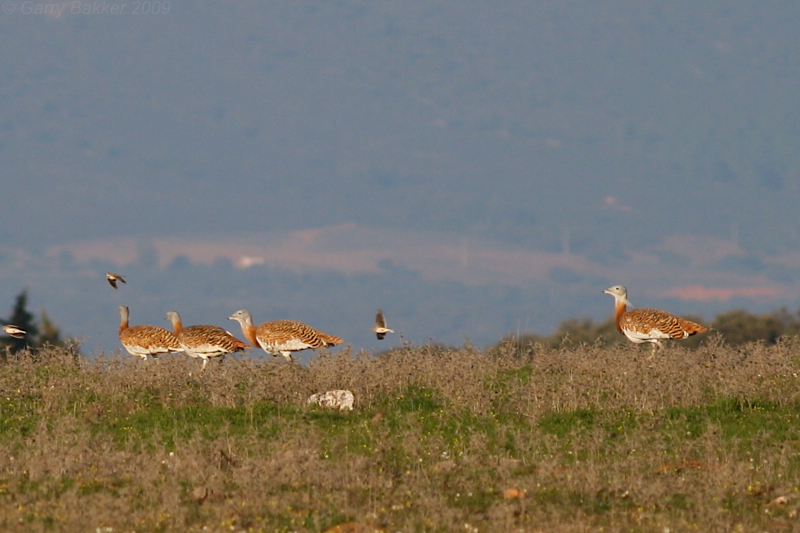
[603,285,707,354]
[165,311,250,370]
[228,309,343,363]
[118,306,182,360]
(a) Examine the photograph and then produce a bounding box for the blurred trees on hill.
[502,308,800,350]
[710,308,800,345]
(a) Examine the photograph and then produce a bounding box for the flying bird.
[165,311,250,371]
[118,306,182,360]
[372,309,394,340]
[106,272,126,289]
[603,285,707,355]
[228,309,343,363]
[2,325,26,339]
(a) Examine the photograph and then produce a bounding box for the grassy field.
[1,337,800,532]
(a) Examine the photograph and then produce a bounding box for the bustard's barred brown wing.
[620,308,707,339]
[120,325,182,358]
[255,320,343,351]
[179,324,250,355]
[317,331,345,346]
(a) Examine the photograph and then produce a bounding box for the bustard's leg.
[201,358,208,371]
[646,342,661,360]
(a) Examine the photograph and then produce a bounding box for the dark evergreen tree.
[1,290,39,354]
[1,291,70,357]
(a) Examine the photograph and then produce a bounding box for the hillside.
[1,2,798,249]
[1,2,799,350]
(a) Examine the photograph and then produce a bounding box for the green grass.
[0,341,799,531]
[97,401,288,447]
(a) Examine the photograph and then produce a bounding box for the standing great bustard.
[165,311,250,371]
[603,285,707,355]
[118,306,182,360]
[228,309,343,363]
[372,309,394,340]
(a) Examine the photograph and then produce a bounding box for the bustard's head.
[165,311,181,325]
[228,309,254,327]
[603,285,633,307]
[119,305,130,321]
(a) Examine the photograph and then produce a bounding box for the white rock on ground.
[307,390,355,411]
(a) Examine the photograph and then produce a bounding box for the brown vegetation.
[0,337,799,532]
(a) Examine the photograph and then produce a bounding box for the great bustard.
[228,309,343,363]
[106,272,126,289]
[165,311,250,370]
[603,285,707,355]
[2,325,26,339]
[118,306,182,360]
[372,309,394,340]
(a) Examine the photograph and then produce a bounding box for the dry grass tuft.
[0,338,799,531]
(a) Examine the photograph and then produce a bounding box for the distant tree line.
[1,290,65,357]
[501,308,800,350]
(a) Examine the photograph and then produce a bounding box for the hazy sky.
[1,2,799,356]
